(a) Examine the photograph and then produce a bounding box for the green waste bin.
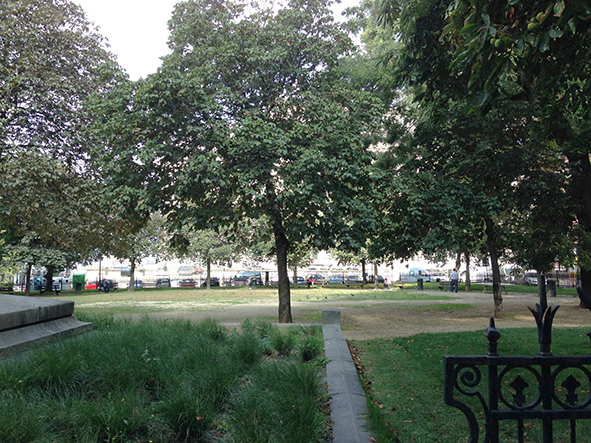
[417,278,424,290]
[547,279,556,297]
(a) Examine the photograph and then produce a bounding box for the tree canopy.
[90,0,385,321]
[0,0,121,282]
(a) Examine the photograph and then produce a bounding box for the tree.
[374,93,571,316]
[370,0,580,316]
[1,0,116,161]
[1,0,121,274]
[104,213,171,292]
[91,0,384,322]
[176,227,239,289]
[380,0,591,296]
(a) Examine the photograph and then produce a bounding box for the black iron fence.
[444,276,591,443]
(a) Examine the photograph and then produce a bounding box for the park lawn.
[37,286,457,315]
[0,315,329,443]
[352,326,591,443]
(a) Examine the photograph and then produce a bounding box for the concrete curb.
[323,309,373,442]
[0,295,92,358]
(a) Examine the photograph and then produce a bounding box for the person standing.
[450,269,459,293]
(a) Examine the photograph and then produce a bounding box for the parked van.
[400,267,438,283]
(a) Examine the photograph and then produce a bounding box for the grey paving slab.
[0,316,92,357]
[0,294,74,331]
[323,309,373,443]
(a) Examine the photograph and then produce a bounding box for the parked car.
[524,271,538,286]
[326,275,345,284]
[306,274,326,285]
[290,276,306,286]
[97,279,118,292]
[156,278,171,288]
[248,276,263,286]
[201,277,220,287]
[345,276,363,284]
[367,275,384,284]
[179,279,196,288]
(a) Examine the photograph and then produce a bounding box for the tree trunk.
[362,259,367,284]
[24,263,32,296]
[464,252,471,292]
[41,264,55,295]
[274,222,292,323]
[580,268,591,309]
[374,262,379,290]
[128,258,136,292]
[554,115,591,301]
[485,215,503,318]
[206,258,211,289]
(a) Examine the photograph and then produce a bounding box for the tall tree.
[1,0,121,271]
[379,0,591,295]
[91,0,384,322]
[1,0,116,162]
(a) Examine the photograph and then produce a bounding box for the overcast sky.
[74,0,360,81]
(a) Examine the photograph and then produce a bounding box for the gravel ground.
[116,289,591,340]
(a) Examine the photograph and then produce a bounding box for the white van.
[400,267,437,283]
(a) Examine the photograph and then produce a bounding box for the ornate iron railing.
[444,276,591,443]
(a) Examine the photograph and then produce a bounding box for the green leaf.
[553,0,566,17]
[539,31,550,52]
[568,18,576,34]
[481,13,490,27]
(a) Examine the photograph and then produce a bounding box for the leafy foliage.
[90,0,385,322]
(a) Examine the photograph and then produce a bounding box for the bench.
[482,283,508,294]
[387,281,404,289]
[438,281,449,291]
[142,282,157,289]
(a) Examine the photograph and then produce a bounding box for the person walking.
[450,269,459,293]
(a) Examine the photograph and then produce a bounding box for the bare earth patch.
[338,291,591,340]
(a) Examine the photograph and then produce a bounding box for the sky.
[74,0,361,81]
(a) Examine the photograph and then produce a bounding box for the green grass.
[352,327,591,443]
[0,315,329,443]
[31,286,461,316]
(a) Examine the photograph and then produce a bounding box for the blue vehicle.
[325,275,345,284]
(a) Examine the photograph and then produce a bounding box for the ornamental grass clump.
[270,327,298,356]
[226,361,325,443]
[0,316,327,442]
[298,333,324,362]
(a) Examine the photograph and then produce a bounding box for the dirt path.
[117,290,591,340]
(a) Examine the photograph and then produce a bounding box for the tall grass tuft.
[229,329,264,371]
[270,327,297,356]
[226,361,325,443]
[298,333,324,362]
[0,314,327,442]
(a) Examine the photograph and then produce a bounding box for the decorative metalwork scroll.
[444,276,591,443]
